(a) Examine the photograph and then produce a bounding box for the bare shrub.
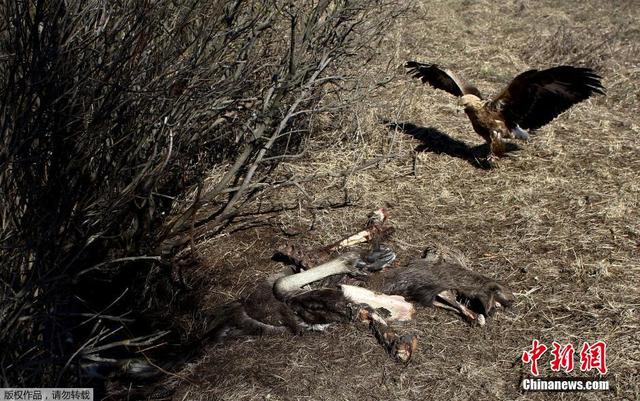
[0,0,403,386]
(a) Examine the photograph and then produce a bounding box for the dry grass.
[157,1,640,400]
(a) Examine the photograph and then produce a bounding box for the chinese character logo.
[522,340,607,376]
[550,341,575,373]
[522,339,548,376]
[580,341,607,375]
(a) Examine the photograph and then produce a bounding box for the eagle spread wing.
[490,66,604,130]
[405,62,483,99]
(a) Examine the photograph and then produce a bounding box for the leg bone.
[354,305,417,363]
[435,290,485,326]
[273,253,361,300]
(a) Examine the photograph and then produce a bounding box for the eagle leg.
[486,131,506,165]
[489,131,506,155]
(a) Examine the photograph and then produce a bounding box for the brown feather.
[490,66,604,130]
[405,61,482,99]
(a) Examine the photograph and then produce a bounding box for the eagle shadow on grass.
[385,121,520,170]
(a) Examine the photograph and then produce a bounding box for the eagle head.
[459,94,483,111]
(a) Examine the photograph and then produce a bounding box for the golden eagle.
[405,62,605,162]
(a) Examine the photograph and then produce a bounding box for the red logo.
[580,341,607,375]
[523,340,607,376]
[550,342,575,372]
[522,339,548,376]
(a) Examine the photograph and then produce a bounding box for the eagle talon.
[486,153,499,167]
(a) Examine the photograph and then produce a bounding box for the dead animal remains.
[405,62,604,163]
[203,209,515,362]
[96,211,515,381]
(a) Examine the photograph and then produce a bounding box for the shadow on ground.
[386,121,520,169]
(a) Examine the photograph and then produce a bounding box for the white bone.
[340,285,415,322]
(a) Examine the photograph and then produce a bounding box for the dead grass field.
[156,1,639,400]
